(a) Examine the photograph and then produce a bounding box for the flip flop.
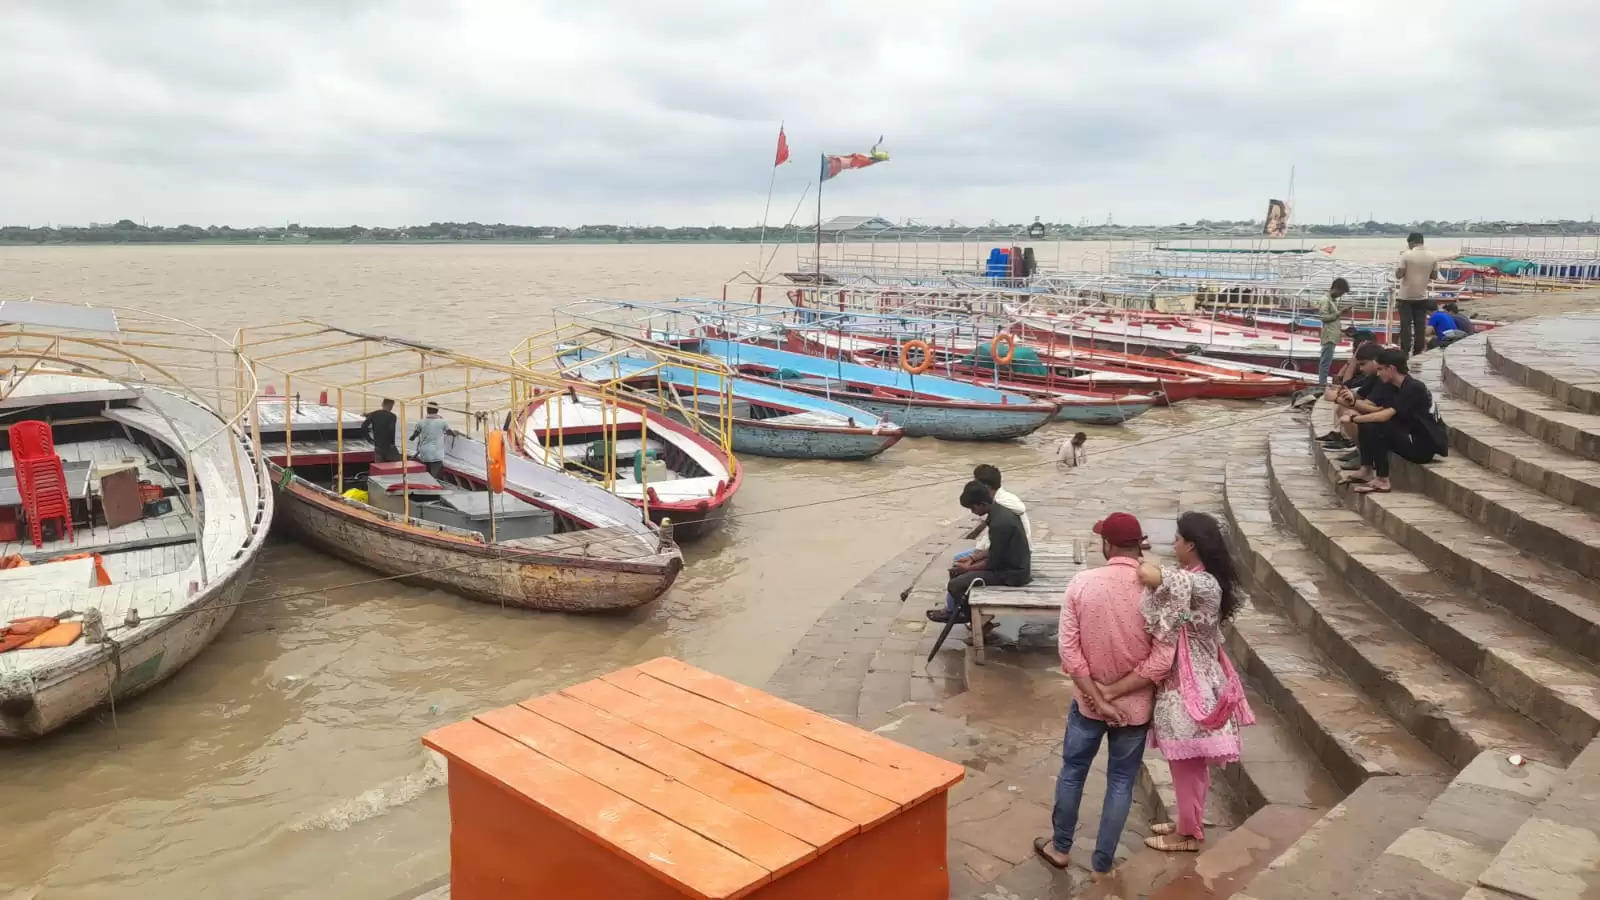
[1353,483,1391,494]
[1337,474,1369,485]
[1033,837,1070,869]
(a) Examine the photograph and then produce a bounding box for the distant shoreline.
[5,230,1586,248]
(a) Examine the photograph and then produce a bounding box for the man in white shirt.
[1057,432,1088,468]
[1395,233,1438,358]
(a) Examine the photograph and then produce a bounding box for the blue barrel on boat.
[986,247,1011,278]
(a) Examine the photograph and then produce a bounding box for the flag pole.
[756,122,782,275]
[815,153,824,288]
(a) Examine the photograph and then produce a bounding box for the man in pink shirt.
[1033,512,1175,876]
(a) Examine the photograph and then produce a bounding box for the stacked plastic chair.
[9,421,74,549]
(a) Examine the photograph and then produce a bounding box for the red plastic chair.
[8,421,73,548]
[9,420,56,461]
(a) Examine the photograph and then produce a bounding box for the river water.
[0,238,1436,898]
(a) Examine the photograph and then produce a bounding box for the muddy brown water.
[0,239,1441,898]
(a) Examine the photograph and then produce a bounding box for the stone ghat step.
[1310,401,1600,669]
[1229,424,1565,771]
[1443,333,1600,462]
[1423,348,1600,516]
[1223,438,1450,791]
[1483,312,1600,416]
[1269,428,1587,763]
[1470,736,1600,900]
[1345,750,1563,900]
[1415,352,1600,580]
[1230,772,1450,900]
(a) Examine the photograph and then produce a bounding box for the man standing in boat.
[409,403,458,478]
[363,398,401,463]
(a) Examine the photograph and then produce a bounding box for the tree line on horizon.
[2,218,1597,245]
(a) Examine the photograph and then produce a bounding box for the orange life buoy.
[900,339,934,375]
[990,332,1017,365]
[487,430,507,494]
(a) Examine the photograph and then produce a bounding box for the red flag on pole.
[774,126,790,167]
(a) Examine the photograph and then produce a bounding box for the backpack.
[1422,388,1449,457]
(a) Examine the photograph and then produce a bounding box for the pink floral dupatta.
[1147,567,1256,732]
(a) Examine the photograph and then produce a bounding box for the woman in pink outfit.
[1098,511,1254,853]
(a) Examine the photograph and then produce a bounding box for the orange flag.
[774,126,790,167]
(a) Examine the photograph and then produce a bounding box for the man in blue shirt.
[1427,307,1465,348]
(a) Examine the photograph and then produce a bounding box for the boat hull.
[272,476,681,612]
[1050,399,1155,425]
[813,393,1054,440]
[729,418,902,460]
[0,558,259,740]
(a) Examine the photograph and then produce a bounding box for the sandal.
[1150,822,1176,836]
[1144,834,1202,853]
[1032,837,1070,869]
[1337,474,1369,485]
[1353,483,1391,494]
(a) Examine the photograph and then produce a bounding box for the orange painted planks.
[524,692,856,851]
[561,678,900,829]
[601,668,936,807]
[475,704,815,879]
[637,657,965,786]
[422,719,767,900]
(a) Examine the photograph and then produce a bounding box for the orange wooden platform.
[423,657,965,899]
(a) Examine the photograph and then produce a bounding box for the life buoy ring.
[487,430,507,494]
[900,339,934,374]
[990,332,1017,365]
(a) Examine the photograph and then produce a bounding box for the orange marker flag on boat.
[774,126,790,167]
[821,137,889,181]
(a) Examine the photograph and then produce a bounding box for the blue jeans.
[1317,341,1336,390]
[1052,700,1150,872]
[946,549,977,614]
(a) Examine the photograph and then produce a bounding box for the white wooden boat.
[235,323,685,611]
[1,301,271,739]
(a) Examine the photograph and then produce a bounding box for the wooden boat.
[558,349,904,460]
[781,334,1156,424]
[236,323,683,611]
[514,387,740,540]
[1,301,271,739]
[678,338,1058,441]
[1007,304,1345,373]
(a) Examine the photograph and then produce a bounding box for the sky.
[2,1,1597,228]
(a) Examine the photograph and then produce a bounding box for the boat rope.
[97,399,1297,629]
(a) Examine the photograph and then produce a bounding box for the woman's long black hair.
[1177,511,1239,621]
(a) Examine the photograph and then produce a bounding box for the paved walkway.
[765,407,1275,898]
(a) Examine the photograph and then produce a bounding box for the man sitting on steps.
[1337,349,1445,495]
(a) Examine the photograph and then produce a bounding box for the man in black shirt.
[1317,341,1381,451]
[1339,349,1439,494]
[929,480,1032,625]
[363,398,401,462]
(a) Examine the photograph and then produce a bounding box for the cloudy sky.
[2,1,1596,228]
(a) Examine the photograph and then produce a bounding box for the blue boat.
[559,350,904,460]
[675,339,1059,441]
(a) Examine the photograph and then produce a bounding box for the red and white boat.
[514,388,741,542]
[1007,305,1348,374]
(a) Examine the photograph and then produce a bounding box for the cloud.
[2,0,1597,226]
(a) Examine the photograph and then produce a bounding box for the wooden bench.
[966,544,1085,666]
[423,657,965,899]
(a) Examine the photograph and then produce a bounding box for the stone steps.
[1470,736,1600,900]
[1484,312,1600,415]
[1422,348,1600,516]
[1305,418,1600,737]
[1443,334,1600,462]
[1346,750,1563,900]
[1268,428,1581,765]
[1223,433,1451,791]
[1230,772,1451,900]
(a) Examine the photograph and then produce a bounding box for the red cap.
[1093,512,1145,546]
